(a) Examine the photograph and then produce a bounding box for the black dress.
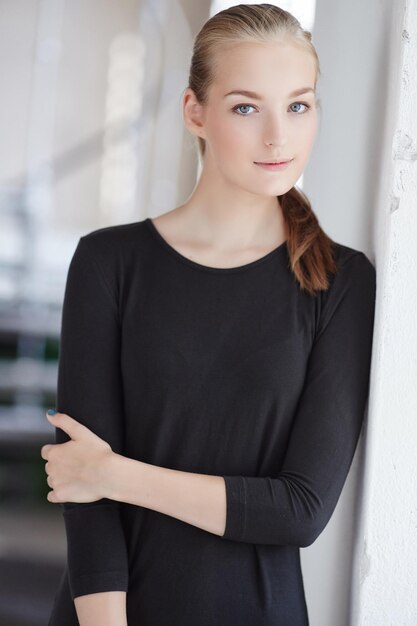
[48,217,376,625]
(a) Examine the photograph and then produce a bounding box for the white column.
[351,0,417,622]
[301,0,417,624]
[135,0,210,221]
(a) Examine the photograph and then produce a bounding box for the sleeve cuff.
[70,570,129,600]
[62,503,129,600]
[221,475,245,541]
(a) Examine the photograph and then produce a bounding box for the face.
[183,40,319,197]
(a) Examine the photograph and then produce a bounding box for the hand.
[40,411,113,504]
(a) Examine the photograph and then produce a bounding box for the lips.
[254,159,293,171]
[254,158,293,164]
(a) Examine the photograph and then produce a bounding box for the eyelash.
[231,102,311,116]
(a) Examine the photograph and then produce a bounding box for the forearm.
[74,591,127,626]
[103,453,227,537]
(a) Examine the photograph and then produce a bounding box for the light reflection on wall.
[99,33,145,224]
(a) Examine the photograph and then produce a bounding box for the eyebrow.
[223,87,315,99]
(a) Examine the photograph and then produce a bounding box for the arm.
[55,236,128,622]
[103,453,227,537]
[101,251,376,548]
[221,252,377,546]
[74,592,127,626]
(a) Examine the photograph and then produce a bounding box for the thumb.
[46,410,90,440]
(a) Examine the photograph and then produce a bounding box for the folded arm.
[54,237,129,621]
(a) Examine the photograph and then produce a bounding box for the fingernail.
[47,408,57,415]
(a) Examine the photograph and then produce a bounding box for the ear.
[182,87,207,140]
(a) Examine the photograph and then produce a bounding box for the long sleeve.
[221,251,377,547]
[54,236,129,599]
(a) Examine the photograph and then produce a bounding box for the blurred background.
[1,0,414,625]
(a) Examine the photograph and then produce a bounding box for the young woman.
[43,4,376,625]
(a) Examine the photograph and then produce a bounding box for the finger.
[46,411,88,440]
[47,490,58,503]
[41,445,52,459]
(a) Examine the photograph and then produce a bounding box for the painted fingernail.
[47,408,57,415]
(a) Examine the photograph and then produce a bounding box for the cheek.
[295,116,318,151]
[208,114,252,156]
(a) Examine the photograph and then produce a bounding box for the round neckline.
[145,217,288,274]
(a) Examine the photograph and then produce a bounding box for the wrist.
[100,451,149,506]
[100,451,124,501]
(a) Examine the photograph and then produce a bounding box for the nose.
[263,113,288,147]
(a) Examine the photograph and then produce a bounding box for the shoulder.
[72,218,155,280]
[78,219,149,262]
[329,240,376,289]
[332,240,375,272]
[67,219,151,311]
[314,240,376,338]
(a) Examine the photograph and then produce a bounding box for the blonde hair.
[186,3,337,296]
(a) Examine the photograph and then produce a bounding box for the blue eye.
[232,104,256,115]
[231,102,311,116]
[290,102,310,114]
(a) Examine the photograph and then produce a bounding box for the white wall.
[302,0,417,624]
[352,0,417,622]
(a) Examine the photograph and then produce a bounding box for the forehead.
[211,41,316,98]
